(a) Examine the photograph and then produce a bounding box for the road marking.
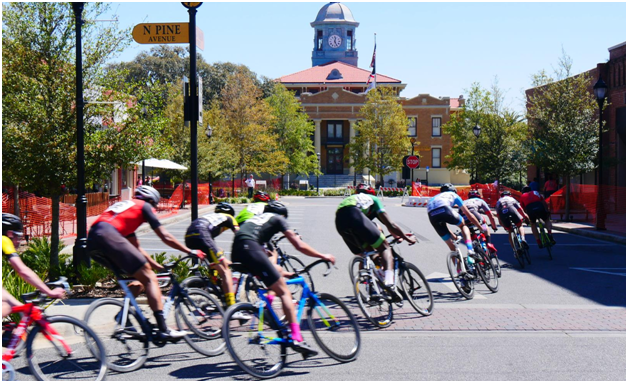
[570,267,626,276]
[425,272,487,299]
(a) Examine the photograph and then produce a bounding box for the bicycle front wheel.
[475,250,499,293]
[511,233,525,269]
[446,252,474,300]
[175,288,226,356]
[354,269,393,328]
[399,262,434,316]
[489,249,502,278]
[26,315,108,381]
[523,245,532,265]
[306,293,360,362]
[83,298,149,373]
[222,303,287,379]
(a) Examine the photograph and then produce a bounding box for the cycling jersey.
[337,194,385,220]
[185,213,239,263]
[427,191,464,212]
[495,196,522,214]
[520,191,549,222]
[520,191,544,210]
[496,196,523,230]
[427,192,464,241]
[235,202,267,225]
[92,199,161,237]
[460,198,491,226]
[2,236,19,260]
[235,213,289,245]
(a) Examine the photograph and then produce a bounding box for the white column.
[314,120,321,157]
[349,120,356,174]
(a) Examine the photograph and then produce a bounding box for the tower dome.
[311,2,359,27]
[311,2,359,67]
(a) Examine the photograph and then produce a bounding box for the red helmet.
[356,183,376,196]
[253,191,270,203]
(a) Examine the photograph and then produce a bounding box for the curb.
[551,224,625,245]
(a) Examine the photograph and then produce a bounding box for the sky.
[102,1,626,114]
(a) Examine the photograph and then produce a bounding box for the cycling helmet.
[214,202,235,217]
[2,213,23,235]
[134,185,161,207]
[253,191,270,203]
[264,201,288,218]
[500,190,512,197]
[356,183,376,196]
[468,190,481,199]
[521,186,531,193]
[440,183,457,194]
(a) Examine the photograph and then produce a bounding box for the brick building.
[278,2,468,187]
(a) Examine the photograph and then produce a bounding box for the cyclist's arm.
[284,230,335,265]
[154,226,194,254]
[377,212,415,244]
[460,205,482,229]
[8,257,64,298]
[127,234,164,271]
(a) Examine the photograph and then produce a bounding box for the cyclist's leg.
[2,288,20,317]
[529,218,541,246]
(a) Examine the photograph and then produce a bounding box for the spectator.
[543,176,558,199]
[145,176,150,186]
[137,176,143,187]
[245,174,255,199]
[529,177,539,192]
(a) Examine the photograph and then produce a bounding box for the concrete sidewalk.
[551,221,625,245]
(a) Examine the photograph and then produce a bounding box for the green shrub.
[322,188,346,196]
[20,237,66,280]
[239,197,250,204]
[76,263,113,291]
[167,255,190,283]
[152,252,168,266]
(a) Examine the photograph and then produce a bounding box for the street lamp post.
[206,124,213,204]
[410,138,416,184]
[316,152,320,195]
[593,76,607,230]
[472,123,481,183]
[426,166,430,187]
[72,2,88,269]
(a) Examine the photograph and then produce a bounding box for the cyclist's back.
[235,191,271,224]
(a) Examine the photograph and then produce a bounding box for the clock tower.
[311,2,359,67]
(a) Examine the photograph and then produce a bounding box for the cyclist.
[231,201,335,358]
[87,185,203,341]
[461,190,498,244]
[335,183,415,290]
[185,202,240,309]
[520,186,556,248]
[427,184,483,279]
[495,190,531,253]
[2,213,66,318]
[234,191,270,224]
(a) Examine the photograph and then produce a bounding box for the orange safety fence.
[3,191,76,239]
[546,184,626,223]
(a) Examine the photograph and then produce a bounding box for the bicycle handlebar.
[21,277,70,306]
[294,259,332,277]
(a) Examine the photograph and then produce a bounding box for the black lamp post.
[593,76,607,230]
[472,123,481,183]
[206,124,213,204]
[316,152,321,195]
[72,2,88,269]
[410,137,416,184]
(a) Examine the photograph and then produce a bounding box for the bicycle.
[2,277,108,381]
[222,260,361,379]
[446,245,476,300]
[537,219,554,260]
[463,229,499,293]
[349,234,433,328]
[507,227,531,268]
[84,254,225,373]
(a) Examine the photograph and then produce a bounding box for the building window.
[327,121,343,142]
[432,148,441,168]
[432,117,442,137]
[317,30,323,51]
[407,117,417,137]
[346,30,353,50]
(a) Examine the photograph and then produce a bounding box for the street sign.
[406,155,420,169]
[133,23,189,44]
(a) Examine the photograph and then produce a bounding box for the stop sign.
[406,155,420,169]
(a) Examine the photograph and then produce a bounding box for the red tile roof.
[279,61,401,84]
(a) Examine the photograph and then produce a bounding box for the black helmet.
[440,183,457,194]
[264,201,288,218]
[522,186,531,193]
[468,190,481,199]
[356,183,376,195]
[253,191,270,203]
[214,202,235,217]
[134,185,160,207]
[501,190,512,197]
[2,213,23,235]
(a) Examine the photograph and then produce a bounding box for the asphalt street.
[9,196,626,380]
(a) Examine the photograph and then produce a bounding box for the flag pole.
[373,33,377,88]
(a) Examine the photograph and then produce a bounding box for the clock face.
[328,34,342,48]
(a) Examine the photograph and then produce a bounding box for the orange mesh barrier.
[2,191,76,239]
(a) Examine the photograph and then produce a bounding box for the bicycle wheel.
[511,232,525,268]
[84,298,149,373]
[222,303,287,379]
[280,255,314,295]
[475,249,499,293]
[348,256,364,286]
[26,315,108,381]
[446,252,474,300]
[306,293,360,362]
[488,248,502,278]
[399,262,433,316]
[2,361,16,381]
[540,225,553,260]
[523,245,532,265]
[353,269,393,328]
[175,288,226,356]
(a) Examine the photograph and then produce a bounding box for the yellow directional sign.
[182,2,202,9]
[132,23,189,44]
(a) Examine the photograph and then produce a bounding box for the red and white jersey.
[92,199,161,237]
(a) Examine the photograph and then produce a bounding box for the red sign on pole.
[406,155,420,169]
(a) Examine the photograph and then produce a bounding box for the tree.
[2,3,169,276]
[266,83,319,188]
[444,82,528,187]
[527,52,602,218]
[348,88,411,185]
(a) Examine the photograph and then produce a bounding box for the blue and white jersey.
[427,191,464,212]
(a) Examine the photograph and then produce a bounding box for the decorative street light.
[410,137,417,184]
[593,76,607,230]
[472,123,481,183]
[316,152,321,195]
[206,124,213,204]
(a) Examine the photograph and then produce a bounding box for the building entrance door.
[326,147,343,174]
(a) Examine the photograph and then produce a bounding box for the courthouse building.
[278,2,469,187]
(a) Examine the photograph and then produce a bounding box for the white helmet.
[134,185,160,207]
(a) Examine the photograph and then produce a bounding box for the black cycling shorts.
[525,202,549,223]
[497,206,522,231]
[185,222,222,263]
[428,205,463,240]
[335,206,385,255]
[87,222,147,276]
[231,239,280,288]
[462,209,486,227]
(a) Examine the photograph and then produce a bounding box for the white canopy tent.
[136,158,187,170]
